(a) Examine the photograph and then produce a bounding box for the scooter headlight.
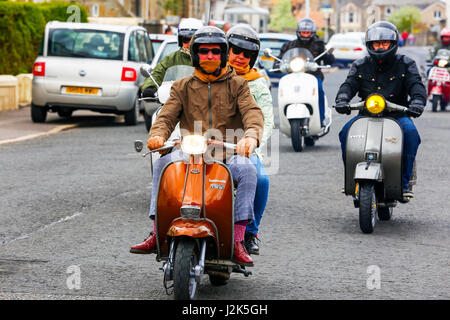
[365,94,386,114]
[290,58,305,73]
[181,134,207,155]
[438,59,448,67]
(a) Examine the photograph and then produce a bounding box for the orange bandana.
[228,62,263,81]
[195,64,228,83]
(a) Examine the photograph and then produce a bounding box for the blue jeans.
[339,116,421,188]
[245,155,269,236]
[317,77,325,124]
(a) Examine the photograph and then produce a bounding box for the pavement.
[0,105,123,146]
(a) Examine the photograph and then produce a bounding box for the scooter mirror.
[140,65,152,78]
[328,47,335,54]
[134,140,144,153]
[263,48,273,58]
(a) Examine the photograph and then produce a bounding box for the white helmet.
[177,18,204,47]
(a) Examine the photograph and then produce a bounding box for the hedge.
[0,1,88,75]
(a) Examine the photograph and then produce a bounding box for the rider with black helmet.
[130,26,264,267]
[334,21,426,199]
[275,18,335,127]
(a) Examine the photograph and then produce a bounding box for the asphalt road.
[0,47,449,300]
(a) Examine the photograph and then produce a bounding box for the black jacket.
[335,54,427,118]
[274,35,335,80]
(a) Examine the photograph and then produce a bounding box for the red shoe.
[130,232,157,254]
[232,241,254,267]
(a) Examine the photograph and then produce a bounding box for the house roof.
[370,0,444,9]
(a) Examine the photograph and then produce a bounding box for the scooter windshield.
[280,48,314,65]
[162,65,194,82]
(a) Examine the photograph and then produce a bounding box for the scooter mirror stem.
[314,48,332,62]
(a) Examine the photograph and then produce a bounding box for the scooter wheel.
[173,239,199,300]
[378,206,393,221]
[359,182,377,234]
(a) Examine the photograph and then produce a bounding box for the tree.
[388,6,422,34]
[269,0,297,32]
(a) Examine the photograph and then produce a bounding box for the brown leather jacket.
[149,67,264,159]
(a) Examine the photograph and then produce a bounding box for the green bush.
[0,1,88,75]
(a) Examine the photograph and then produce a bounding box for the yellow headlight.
[365,95,386,114]
[438,59,448,67]
[181,134,207,155]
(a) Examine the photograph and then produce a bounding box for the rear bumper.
[32,77,137,112]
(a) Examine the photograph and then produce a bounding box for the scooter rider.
[141,18,203,98]
[130,26,264,267]
[275,18,335,127]
[226,24,274,255]
[429,27,450,62]
[335,21,426,199]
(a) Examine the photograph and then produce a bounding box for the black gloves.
[407,101,424,118]
[142,86,157,98]
[335,100,351,115]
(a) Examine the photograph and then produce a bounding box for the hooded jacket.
[149,67,264,160]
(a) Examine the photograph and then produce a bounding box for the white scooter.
[139,65,191,172]
[264,47,333,152]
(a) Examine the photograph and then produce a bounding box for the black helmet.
[296,18,316,42]
[190,26,228,71]
[365,21,399,65]
[226,23,260,68]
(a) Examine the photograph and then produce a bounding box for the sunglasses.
[181,37,191,44]
[231,45,252,59]
[198,48,222,55]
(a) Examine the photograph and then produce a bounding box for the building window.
[92,4,99,17]
[349,12,354,23]
[434,10,442,20]
[385,7,392,16]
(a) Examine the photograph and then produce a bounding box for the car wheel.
[31,103,47,123]
[124,98,139,126]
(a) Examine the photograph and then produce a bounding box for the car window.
[128,31,140,62]
[48,29,124,60]
[144,33,154,63]
[157,42,178,63]
[136,31,148,62]
[258,38,290,69]
[151,41,163,55]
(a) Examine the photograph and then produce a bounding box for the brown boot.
[130,232,157,254]
[232,241,254,267]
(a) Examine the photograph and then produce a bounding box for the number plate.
[64,86,99,95]
[339,48,351,51]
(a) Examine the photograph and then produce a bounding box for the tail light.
[121,67,137,81]
[33,62,45,76]
[353,47,363,51]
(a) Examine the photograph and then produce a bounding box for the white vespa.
[264,47,333,152]
[139,65,191,171]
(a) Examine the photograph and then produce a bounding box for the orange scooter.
[134,134,252,300]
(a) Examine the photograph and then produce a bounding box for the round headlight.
[438,59,448,67]
[290,58,305,73]
[181,134,207,155]
[365,94,386,114]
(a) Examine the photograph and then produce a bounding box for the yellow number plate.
[65,86,99,95]
[260,56,274,61]
[339,48,351,51]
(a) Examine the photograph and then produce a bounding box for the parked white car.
[326,32,367,68]
[149,36,178,69]
[31,21,154,125]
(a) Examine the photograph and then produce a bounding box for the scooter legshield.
[345,117,403,200]
[155,160,234,260]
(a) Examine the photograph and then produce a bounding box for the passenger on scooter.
[140,18,203,98]
[275,18,335,127]
[334,21,426,199]
[130,26,264,267]
[226,24,274,255]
